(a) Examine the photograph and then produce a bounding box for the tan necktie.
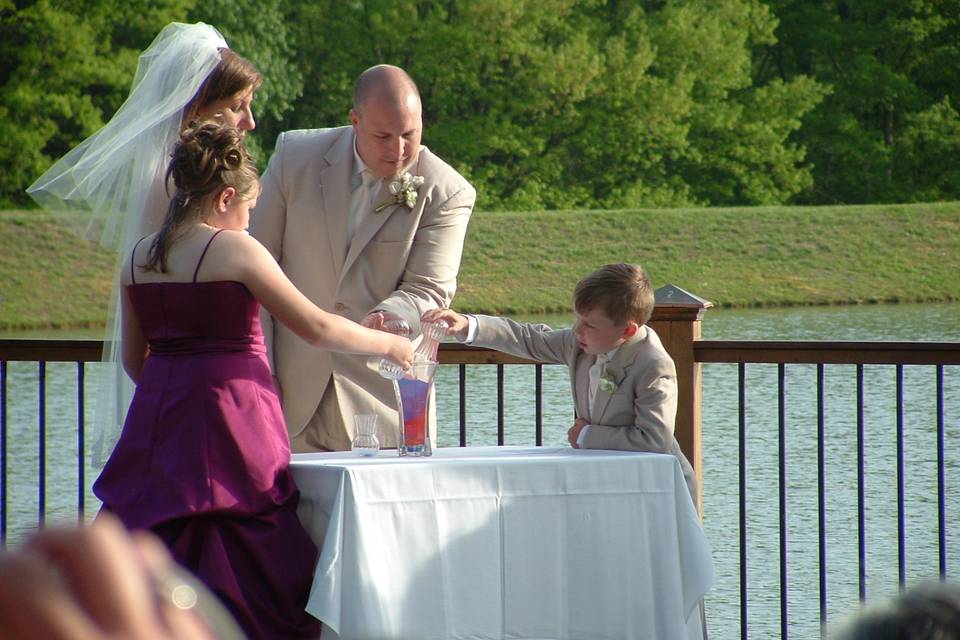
[348,169,378,247]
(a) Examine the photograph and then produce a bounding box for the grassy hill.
[454,202,960,314]
[2,202,958,330]
[0,210,115,330]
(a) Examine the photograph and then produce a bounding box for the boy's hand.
[421,308,469,341]
[568,418,589,448]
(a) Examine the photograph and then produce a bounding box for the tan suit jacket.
[250,127,475,448]
[472,315,697,498]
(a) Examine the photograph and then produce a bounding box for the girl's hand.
[385,335,414,371]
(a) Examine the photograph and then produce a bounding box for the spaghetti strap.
[193,229,225,282]
[130,236,149,285]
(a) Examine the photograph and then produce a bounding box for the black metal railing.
[2,338,959,640]
[695,341,960,639]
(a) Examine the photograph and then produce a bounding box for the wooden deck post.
[648,285,713,513]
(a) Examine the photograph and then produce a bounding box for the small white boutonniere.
[375,172,424,213]
[598,370,618,395]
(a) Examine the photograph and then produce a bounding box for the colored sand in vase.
[397,377,430,447]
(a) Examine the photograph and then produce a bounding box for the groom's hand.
[362,310,404,333]
[361,311,386,331]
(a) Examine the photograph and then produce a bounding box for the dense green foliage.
[1,0,182,206]
[2,203,958,330]
[2,1,958,209]
[757,0,960,204]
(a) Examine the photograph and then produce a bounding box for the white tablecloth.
[290,446,714,640]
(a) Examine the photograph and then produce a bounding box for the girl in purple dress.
[94,122,413,639]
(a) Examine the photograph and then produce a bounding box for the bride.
[27,22,261,466]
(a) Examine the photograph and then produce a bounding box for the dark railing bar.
[496,364,505,446]
[77,362,85,523]
[535,365,543,446]
[937,365,946,577]
[817,364,827,638]
[739,362,748,640]
[458,364,467,447]
[39,361,46,527]
[778,363,788,640]
[896,365,906,590]
[440,343,539,365]
[0,339,103,362]
[857,365,867,602]
[696,341,960,365]
[6,339,960,367]
[1,360,6,548]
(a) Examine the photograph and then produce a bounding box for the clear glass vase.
[378,318,447,457]
[395,361,436,456]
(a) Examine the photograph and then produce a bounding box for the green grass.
[0,210,116,330]
[454,202,960,314]
[2,203,958,330]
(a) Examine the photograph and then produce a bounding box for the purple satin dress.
[94,233,321,639]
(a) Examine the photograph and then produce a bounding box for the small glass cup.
[351,414,380,456]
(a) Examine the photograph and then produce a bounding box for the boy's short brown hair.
[573,263,655,326]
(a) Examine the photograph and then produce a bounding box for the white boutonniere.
[598,370,618,394]
[375,172,424,213]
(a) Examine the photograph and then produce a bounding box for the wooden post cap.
[652,284,713,321]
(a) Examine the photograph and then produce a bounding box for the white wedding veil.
[27,22,228,468]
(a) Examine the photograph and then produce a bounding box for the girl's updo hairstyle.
[145,122,259,272]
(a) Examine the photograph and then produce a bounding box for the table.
[290,446,714,640]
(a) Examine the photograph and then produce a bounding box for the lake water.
[2,302,958,639]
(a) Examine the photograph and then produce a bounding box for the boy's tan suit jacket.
[250,127,475,446]
[472,315,697,497]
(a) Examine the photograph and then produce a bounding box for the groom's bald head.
[350,65,423,178]
[353,65,421,116]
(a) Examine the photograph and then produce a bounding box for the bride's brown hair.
[144,122,258,272]
[185,48,262,121]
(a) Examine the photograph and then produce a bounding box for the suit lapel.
[590,326,648,423]
[320,130,355,281]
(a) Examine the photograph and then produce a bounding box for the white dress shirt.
[579,345,621,445]
[587,351,611,409]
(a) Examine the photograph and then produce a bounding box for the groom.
[250,64,476,452]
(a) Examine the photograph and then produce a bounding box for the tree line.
[2,0,958,211]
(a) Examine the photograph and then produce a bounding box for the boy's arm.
[470,314,571,365]
[422,310,571,364]
[581,357,679,453]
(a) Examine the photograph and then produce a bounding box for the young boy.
[422,263,697,500]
